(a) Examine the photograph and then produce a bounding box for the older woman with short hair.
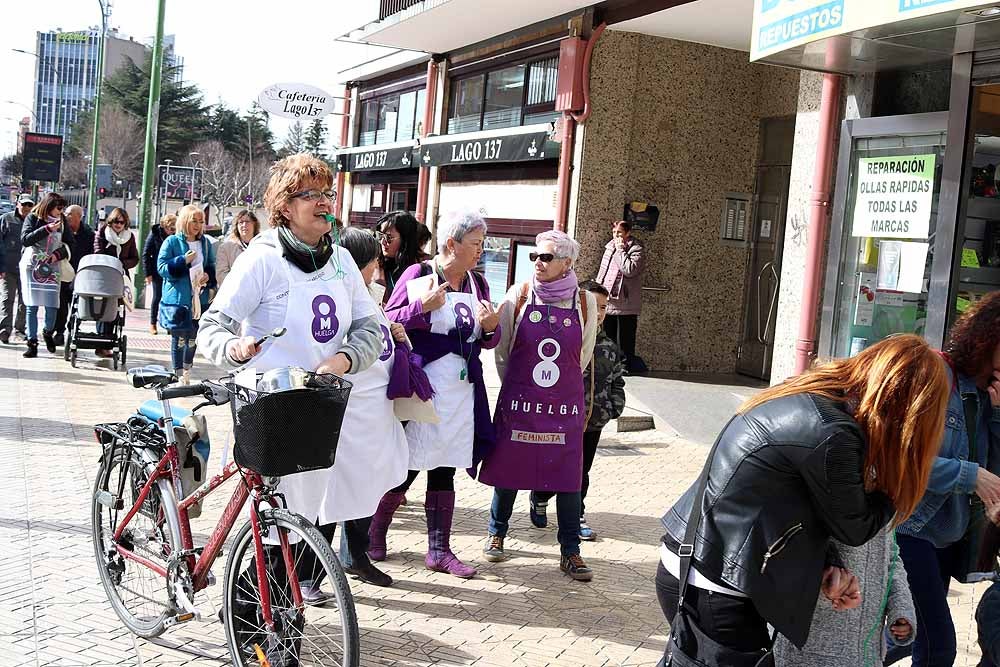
[478,229,599,581]
[215,209,259,287]
[368,209,502,578]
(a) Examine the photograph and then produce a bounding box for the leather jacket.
[660,392,895,648]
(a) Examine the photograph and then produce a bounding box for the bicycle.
[91,364,360,667]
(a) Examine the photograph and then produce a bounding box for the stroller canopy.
[75,254,125,298]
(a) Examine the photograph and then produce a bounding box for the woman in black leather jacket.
[656,334,950,661]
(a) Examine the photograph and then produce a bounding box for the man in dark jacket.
[142,213,173,335]
[54,205,95,345]
[0,195,33,344]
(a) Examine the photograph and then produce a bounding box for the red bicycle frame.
[109,443,303,626]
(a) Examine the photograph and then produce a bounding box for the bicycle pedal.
[163,611,199,628]
[205,571,216,587]
[95,490,123,510]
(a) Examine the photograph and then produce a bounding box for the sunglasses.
[529,252,556,263]
[291,189,337,202]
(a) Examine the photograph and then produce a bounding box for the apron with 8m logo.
[479,288,585,493]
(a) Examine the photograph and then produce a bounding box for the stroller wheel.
[120,335,127,371]
[70,348,77,368]
[113,352,119,371]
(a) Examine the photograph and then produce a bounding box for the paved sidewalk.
[0,310,991,665]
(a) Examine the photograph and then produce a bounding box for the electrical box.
[721,193,751,246]
[556,37,585,112]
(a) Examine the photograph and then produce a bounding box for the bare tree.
[69,104,144,184]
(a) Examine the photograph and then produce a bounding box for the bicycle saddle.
[127,365,177,389]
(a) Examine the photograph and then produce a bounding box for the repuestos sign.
[851,154,936,239]
[257,82,337,120]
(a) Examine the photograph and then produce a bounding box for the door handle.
[756,261,779,344]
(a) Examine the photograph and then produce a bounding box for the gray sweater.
[774,526,916,667]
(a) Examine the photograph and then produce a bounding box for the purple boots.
[424,490,476,579]
[367,491,406,562]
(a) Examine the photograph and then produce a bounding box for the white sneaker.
[181,370,191,386]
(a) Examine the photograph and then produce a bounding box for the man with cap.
[0,194,33,344]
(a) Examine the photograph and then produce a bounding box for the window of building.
[447,54,559,134]
[358,86,427,147]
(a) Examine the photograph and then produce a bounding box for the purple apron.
[479,291,585,492]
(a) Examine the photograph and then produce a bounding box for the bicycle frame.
[103,394,304,627]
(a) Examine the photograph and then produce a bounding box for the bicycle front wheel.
[222,508,360,667]
[91,448,177,638]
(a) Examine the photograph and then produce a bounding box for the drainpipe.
[336,84,351,222]
[794,73,843,375]
[554,22,605,231]
[416,58,439,223]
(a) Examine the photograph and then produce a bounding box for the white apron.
[247,256,352,526]
[404,269,483,470]
[318,306,408,523]
[19,230,62,308]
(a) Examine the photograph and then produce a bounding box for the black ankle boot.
[345,555,393,587]
[42,329,56,353]
[23,339,38,358]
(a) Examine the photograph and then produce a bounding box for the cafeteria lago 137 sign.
[851,154,936,239]
[257,82,337,120]
[750,0,993,61]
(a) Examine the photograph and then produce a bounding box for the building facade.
[32,28,183,140]
[335,0,994,382]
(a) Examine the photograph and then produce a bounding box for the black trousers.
[391,466,455,493]
[655,561,771,655]
[54,282,74,336]
[604,314,638,367]
[149,278,162,325]
[535,429,601,515]
[295,517,373,586]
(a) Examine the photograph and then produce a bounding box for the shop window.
[483,64,525,130]
[358,86,427,146]
[448,75,485,134]
[828,133,946,357]
[447,54,558,134]
[480,236,512,301]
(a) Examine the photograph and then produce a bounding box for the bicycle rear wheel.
[91,448,176,638]
[222,508,359,667]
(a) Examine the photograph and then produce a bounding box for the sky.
[0,0,398,156]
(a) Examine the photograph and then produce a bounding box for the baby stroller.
[64,254,129,370]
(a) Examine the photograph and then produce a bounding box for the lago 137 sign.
[257,82,337,120]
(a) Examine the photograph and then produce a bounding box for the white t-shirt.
[660,543,747,598]
[187,239,204,270]
[210,239,376,343]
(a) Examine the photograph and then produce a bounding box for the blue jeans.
[892,532,959,667]
[25,305,56,341]
[170,330,197,371]
[489,487,581,556]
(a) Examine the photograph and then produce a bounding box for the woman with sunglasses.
[198,154,384,604]
[477,230,599,581]
[375,211,428,305]
[157,204,216,384]
[93,207,139,357]
[19,192,70,358]
[369,208,502,579]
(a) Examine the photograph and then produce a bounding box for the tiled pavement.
[0,309,992,665]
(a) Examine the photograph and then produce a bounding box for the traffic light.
[98,187,108,197]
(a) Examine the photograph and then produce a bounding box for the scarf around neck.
[533,269,579,303]
[278,225,334,274]
[104,224,132,251]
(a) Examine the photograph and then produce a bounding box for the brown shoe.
[560,554,593,582]
[95,349,114,358]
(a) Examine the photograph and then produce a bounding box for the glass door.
[820,113,950,358]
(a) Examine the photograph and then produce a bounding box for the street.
[0,310,991,666]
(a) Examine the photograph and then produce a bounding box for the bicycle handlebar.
[157,380,231,406]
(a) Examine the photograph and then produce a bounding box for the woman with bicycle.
[19,192,70,358]
[198,153,384,595]
[368,208,502,579]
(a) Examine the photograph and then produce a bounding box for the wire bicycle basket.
[224,372,352,477]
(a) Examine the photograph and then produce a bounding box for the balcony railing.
[379,0,423,20]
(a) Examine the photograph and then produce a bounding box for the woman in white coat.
[197,153,384,603]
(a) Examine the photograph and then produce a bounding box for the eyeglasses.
[111,220,126,227]
[377,232,397,244]
[291,189,337,202]
[529,252,556,263]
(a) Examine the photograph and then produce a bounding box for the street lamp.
[4,101,38,127]
[11,49,63,135]
[86,0,111,229]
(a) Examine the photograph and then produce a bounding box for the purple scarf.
[533,270,579,303]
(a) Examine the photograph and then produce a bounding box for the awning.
[335,140,418,173]
[418,124,558,167]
